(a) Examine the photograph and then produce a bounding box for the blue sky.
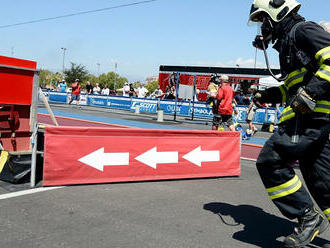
[1,0,329,81]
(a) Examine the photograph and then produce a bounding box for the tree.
[98,72,128,90]
[84,74,99,88]
[145,80,159,94]
[39,69,53,87]
[64,62,88,84]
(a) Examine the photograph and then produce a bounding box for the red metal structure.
[158,65,280,101]
[0,55,39,152]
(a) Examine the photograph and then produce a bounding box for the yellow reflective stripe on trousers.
[315,46,330,65]
[324,208,330,221]
[316,64,330,82]
[285,68,307,89]
[314,100,330,114]
[279,84,288,104]
[0,151,9,173]
[279,106,295,124]
[266,175,302,200]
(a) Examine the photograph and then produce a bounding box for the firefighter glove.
[253,35,268,50]
[290,87,316,114]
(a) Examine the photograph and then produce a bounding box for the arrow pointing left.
[78,147,129,172]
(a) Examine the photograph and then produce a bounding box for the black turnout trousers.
[256,116,330,220]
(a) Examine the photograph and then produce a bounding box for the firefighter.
[207,74,221,130]
[248,0,330,247]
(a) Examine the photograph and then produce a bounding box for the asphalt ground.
[0,103,329,248]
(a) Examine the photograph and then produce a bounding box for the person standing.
[86,81,93,94]
[93,83,101,95]
[207,74,220,130]
[123,82,130,97]
[136,83,149,98]
[249,0,330,247]
[59,80,67,93]
[215,75,235,132]
[69,79,81,106]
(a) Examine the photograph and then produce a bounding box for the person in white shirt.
[136,84,149,98]
[123,82,130,97]
[150,85,163,98]
[93,83,101,95]
[101,87,110,95]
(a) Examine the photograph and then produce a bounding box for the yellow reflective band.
[279,84,288,104]
[315,46,330,65]
[314,101,330,114]
[324,208,330,220]
[267,175,302,200]
[285,68,307,89]
[0,151,9,173]
[279,107,295,124]
[316,64,330,82]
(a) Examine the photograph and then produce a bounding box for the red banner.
[43,127,241,186]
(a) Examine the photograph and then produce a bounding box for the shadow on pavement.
[203,202,328,248]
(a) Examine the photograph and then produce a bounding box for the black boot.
[284,208,329,248]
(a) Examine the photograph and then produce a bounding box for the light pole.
[61,47,67,73]
[114,62,118,90]
[97,63,100,76]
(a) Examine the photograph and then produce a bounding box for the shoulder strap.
[289,21,305,46]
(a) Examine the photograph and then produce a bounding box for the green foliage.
[84,74,99,88]
[39,63,129,91]
[145,80,159,94]
[64,63,88,85]
[98,72,128,89]
[39,69,52,87]
[39,70,63,87]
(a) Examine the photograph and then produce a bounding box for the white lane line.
[0,187,64,200]
[241,157,257,162]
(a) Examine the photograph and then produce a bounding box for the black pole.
[173,72,179,121]
[191,75,196,120]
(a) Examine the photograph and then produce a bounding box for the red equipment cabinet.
[0,55,39,153]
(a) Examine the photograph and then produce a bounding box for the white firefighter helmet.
[249,0,301,23]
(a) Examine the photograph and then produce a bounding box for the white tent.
[258,75,283,90]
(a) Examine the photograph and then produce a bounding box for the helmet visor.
[248,4,266,26]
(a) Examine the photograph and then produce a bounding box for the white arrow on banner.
[135,147,178,169]
[183,146,220,167]
[78,147,129,172]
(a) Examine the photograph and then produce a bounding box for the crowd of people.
[206,74,260,136]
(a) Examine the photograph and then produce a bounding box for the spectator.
[136,83,149,98]
[215,75,235,132]
[129,83,135,97]
[242,89,252,105]
[164,84,176,100]
[69,79,81,107]
[234,90,245,105]
[93,83,101,95]
[123,82,130,97]
[150,85,163,98]
[245,87,260,135]
[101,86,110,95]
[86,81,93,94]
[59,80,67,93]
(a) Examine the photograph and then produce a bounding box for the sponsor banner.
[131,98,158,113]
[67,93,87,105]
[48,92,67,103]
[43,127,241,186]
[42,91,283,124]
